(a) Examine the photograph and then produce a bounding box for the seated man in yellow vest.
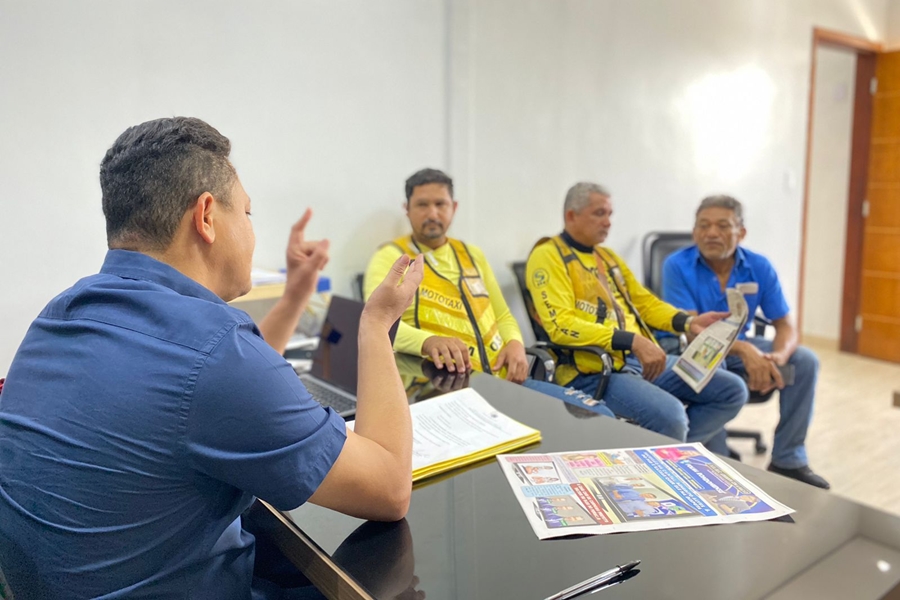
[365,168,615,417]
[526,182,747,446]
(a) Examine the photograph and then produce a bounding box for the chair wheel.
[754,443,767,455]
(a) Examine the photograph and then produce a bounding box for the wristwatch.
[684,316,695,333]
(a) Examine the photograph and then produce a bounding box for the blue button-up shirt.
[0,250,346,599]
[661,245,790,339]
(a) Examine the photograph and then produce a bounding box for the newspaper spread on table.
[497,442,793,540]
[672,285,752,392]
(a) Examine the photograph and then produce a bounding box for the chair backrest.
[352,273,365,301]
[510,262,552,343]
[641,232,695,296]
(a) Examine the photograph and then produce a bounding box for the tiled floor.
[725,337,900,516]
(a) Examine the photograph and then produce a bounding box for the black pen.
[544,560,641,600]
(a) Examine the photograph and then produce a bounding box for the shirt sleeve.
[364,244,431,356]
[756,256,790,321]
[525,242,622,351]
[661,253,699,313]
[184,323,347,511]
[469,245,524,346]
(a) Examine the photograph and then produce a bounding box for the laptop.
[295,295,398,418]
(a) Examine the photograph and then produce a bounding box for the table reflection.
[332,519,425,600]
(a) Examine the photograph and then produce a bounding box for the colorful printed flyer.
[497,443,793,539]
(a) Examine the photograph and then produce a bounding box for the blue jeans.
[522,378,616,418]
[567,355,747,445]
[712,338,818,469]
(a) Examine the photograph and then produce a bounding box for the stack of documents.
[349,388,541,483]
[250,267,287,286]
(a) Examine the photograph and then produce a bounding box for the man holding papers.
[526,182,747,447]
[365,168,614,417]
[662,195,828,489]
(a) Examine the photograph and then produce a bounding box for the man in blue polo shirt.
[662,195,828,489]
[0,117,424,598]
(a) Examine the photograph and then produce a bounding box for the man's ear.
[191,192,216,244]
[738,225,747,243]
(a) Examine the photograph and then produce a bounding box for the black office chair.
[641,231,772,456]
[352,273,365,301]
[642,232,695,296]
[510,262,612,402]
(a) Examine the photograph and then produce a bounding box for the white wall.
[889,0,900,46]
[801,46,856,341]
[0,0,447,372]
[446,0,890,344]
[0,0,892,372]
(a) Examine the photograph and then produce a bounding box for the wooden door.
[858,50,900,363]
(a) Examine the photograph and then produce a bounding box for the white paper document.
[348,388,541,481]
[250,267,287,286]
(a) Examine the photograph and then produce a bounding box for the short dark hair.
[100,117,237,251]
[404,168,453,202]
[696,194,744,226]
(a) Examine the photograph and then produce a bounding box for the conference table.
[249,369,900,600]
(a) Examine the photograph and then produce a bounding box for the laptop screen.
[309,296,399,394]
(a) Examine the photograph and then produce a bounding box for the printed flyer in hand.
[497,443,793,540]
[672,286,752,392]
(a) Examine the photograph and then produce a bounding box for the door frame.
[797,27,881,351]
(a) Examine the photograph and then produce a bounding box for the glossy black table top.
[284,373,900,600]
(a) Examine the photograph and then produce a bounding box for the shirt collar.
[560,230,594,254]
[692,245,748,270]
[100,250,227,305]
[407,236,450,255]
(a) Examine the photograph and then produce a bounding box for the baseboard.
[800,334,839,351]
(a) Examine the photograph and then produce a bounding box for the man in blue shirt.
[662,195,829,489]
[0,117,425,598]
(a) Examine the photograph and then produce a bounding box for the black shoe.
[767,464,830,490]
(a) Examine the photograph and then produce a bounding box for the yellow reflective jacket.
[526,235,687,384]
[389,236,504,373]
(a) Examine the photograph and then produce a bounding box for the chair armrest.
[533,342,613,400]
[525,346,556,382]
[752,314,772,338]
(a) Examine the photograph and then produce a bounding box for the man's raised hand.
[363,254,425,331]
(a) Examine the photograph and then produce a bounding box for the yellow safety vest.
[391,236,503,373]
[533,235,660,374]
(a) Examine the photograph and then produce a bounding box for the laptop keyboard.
[300,376,356,414]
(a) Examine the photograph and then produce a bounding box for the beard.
[421,221,445,239]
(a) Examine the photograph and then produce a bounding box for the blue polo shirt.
[661,245,790,340]
[0,250,347,599]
